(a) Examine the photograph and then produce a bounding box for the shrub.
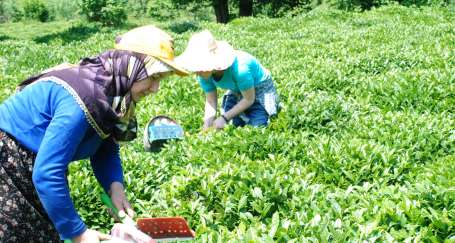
[79,0,127,26]
[397,0,450,6]
[328,0,449,10]
[149,0,178,20]
[128,0,150,17]
[328,0,392,11]
[46,0,79,20]
[23,0,50,22]
[149,0,214,21]
[0,0,23,22]
[80,0,105,22]
[100,0,128,26]
[0,1,5,23]
[167,19,200,34]
[254,0,314,17]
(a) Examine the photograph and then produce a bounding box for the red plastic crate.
[136,217,195,241]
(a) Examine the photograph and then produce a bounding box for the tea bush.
[22,0,51,22]
[0,4,454,241]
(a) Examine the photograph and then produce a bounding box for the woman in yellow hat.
[176,30,280,130]
[0,25,187,242]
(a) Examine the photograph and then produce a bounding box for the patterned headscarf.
[18,50,171,141]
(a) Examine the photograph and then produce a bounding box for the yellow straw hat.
[175,30,236,72]
[115,25,189,76]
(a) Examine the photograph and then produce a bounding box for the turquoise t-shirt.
[197,50,271,93]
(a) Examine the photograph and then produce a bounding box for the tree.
[170,0,230,23]
[170,0,253,23]
[239,0,253,16]
[212,0,229,23]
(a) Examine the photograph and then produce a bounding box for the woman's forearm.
[203,91,217,125]
[204,102,217,120]
[224,97,254,121]
[223,88,255,121]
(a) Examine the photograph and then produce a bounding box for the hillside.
[0,5,454,241]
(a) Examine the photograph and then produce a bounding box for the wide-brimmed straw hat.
[175,30,236,72]
[115,25,189,76]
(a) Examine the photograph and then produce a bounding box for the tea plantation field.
[0,5,454,242]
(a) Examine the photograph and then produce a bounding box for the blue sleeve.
[197,76,216,93]
[90,139,124,192]
[234,62,255,91]
[32,98,88,240]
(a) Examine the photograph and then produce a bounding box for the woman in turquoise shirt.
[0,25,187,242]
[176,30,280,130]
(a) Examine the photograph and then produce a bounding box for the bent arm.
[223,87,255,121]
[90,139,124,193]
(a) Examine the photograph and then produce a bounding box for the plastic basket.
[143,115,184,152]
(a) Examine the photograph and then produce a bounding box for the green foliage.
[328,0,451,10]
[148,0,177,20]
[45,0,79,20]
[100,0,128,26]
[2,0,77,23]
[22,0,51,22]
[398,0,451,6]
[1,5,454,241]
[149,0,214,21]
[3,1,24,22]
[327,0,391,11]
[79,0,106,21]
[79,0,128,26]
[0,1,5,23]
[128,0,150,17]
[167,20,200,34]
[253,0,314,17]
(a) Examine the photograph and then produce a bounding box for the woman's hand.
[72,229,111,243]
[213,117,227,130]
[109,182,135,220]
[111,223,156,243]
[203,117,215,131]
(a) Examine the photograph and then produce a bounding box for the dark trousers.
[221,93,269,127]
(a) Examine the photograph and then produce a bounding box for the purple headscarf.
[18,50,154,141]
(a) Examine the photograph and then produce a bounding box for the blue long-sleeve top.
[0,80,124,240]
